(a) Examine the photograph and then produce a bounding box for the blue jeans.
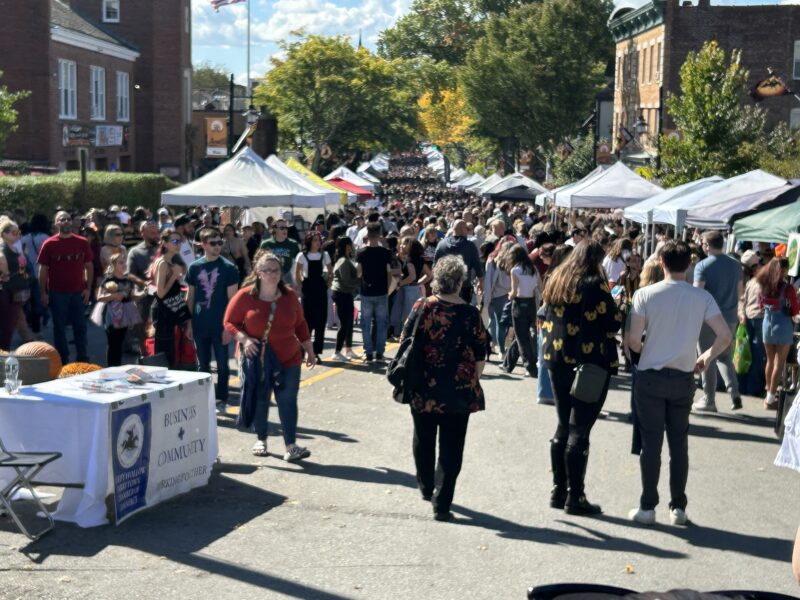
[253,363,301,445]
[49,291,88,364]
[488,295,509,355]
[194,329,230,401]
[537,329,553,400]
[361,294,388,356]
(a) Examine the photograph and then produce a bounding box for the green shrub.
[0,172,180,216]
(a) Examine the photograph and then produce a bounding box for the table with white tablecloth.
[0,368,218,527]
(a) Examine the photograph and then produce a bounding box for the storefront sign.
[206,117,228,157]
[96,125,124,147]
[62,125,95,147]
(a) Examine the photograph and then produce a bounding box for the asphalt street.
[1,320,798,599]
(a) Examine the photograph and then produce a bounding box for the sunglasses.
[259,267,281,274]
[206,240,223,247]
[168,238,181,244]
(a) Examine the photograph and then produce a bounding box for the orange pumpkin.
[15,341,63,380]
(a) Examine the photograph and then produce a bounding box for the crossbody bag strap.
[259,294,280,369]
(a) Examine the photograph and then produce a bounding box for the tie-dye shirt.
[186,255,240,334]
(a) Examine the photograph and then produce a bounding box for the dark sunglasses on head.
[206,240,223,247]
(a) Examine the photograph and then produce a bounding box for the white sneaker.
[692,398,718,413]
[629,507,656,525]
[329,352,349,362]
[670,508,688,526]
[344,350,362,360]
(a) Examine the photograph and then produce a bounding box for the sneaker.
[669,507,688,526]
[329,352,349,362]
[629,507,656,525]
[692,398,718,413]
[730,396,742,410]
[283,446,311,462]
[433,511,454,522]
[215,401,227,415]
[375,354,386,362]
[537,397,555,406]
[364,353,374,363]
[344,349,362,360]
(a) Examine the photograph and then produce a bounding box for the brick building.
[609,0,800,161]
[0,0,191,180]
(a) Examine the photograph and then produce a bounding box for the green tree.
[460,0,613,153]
[658,41,767,186]
[0,71,30,159]
[547,135,598,186]
[192,61,231,90]
[253,36,417,173]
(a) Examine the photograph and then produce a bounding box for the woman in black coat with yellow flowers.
[541,240,622,516]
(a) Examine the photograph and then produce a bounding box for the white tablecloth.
[0,368,217,527]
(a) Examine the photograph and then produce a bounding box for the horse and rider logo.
[116,413,145,469]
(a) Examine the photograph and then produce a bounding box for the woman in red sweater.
[224,251,316,461]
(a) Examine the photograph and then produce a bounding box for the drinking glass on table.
[4,378,21,395]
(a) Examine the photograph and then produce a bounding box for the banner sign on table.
[206,117,228,157]
[111,403,151,523]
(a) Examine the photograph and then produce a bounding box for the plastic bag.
[733,323,752,376]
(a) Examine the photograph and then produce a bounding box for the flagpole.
[246,0,251,100]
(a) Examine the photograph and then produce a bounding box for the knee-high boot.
[549,438,567,508]
[565,441,602,515]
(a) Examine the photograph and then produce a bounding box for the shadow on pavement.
[267,462,417,489]
[9,470,355,600]
[589,513,793,563]
[449,505,687,559]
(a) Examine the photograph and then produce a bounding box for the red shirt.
[37,234,94,293]
[223,287,311,368]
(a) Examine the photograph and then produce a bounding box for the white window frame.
[790,108,800,130]
[103,0,120,23]
[58,59,77,119]
[794,41,800,80]
[90,66,106,120]
[116,71,130,122]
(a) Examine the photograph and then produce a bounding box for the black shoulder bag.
[569,285,608,403]
[386,300,427,403]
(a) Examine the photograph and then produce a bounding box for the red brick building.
[609,0,800,161]
[0,0,191,180]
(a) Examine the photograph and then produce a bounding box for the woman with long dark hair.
[391,236,431,335]
[294,231,332,360]
[757,257,799,410]
[150,228,192,367]
[330,236,361,361]
[541,240,621,515]
[602,237,633,286]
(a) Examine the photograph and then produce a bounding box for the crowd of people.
[0,151,795,528]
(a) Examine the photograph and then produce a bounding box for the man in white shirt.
[625,240,732,527]
[346,215,364,244]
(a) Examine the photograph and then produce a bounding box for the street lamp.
[243,104,259,128]
[634,111,648,139]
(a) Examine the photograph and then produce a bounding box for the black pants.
[634,368,693,511]
[302,291,327,356]
[106,326,127,367]
[549,363,610,447]
[332,291,354,352]
[502,298,537,376]
[411,411,470,514]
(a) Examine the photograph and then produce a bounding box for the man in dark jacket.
[433,220,484,303]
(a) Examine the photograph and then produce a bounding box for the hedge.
[0,172,180,216]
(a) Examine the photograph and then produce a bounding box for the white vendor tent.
[454,173,484,189]
[651,169,790,229]
[483,172,548,197]
[324,166,376,193]
[623,176,724,225]
[265,155,342,214]
[554,162,663,209]
[161,148,328,218]
[467,172,503,195]
[536,166,607,207]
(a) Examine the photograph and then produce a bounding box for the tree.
[547,135,597,186]
[192,61,231,90]
[0,71,29,159]
[418,86,473,147]
[460,0,613,153]
[253,36,417,173]
[658,41,767,186]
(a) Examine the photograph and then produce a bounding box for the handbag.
[569,289,608,403]
[386,300,427,403]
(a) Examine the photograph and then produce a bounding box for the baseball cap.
[740,249,759,267]
[158,208,169,216]
[173,214,191,228]
[109,205,120,212]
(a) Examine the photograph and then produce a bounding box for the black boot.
[549,438,567,509]
[564,442,602,516]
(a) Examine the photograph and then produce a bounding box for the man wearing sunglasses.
[260,219,300,287]
[187,228,240,412]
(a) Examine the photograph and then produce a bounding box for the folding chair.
[0,435,61,540]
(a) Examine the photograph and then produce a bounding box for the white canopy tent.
[265,155,342,214]
[554,162,663,209]
[483,172,548,197]
[535,166,607,207]
[467,172,503,195]
[450,168,470,182]
[623,176,724,225]
[651,169,790,229]
[161,148,327,223]
[454,173,484,189]
[324,166,376,193]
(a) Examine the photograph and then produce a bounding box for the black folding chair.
[527,583,637,600]
[0,435,61,540]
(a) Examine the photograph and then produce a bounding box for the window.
[794,41,800,80]
[58,59,77,119]
[103,0,120,22]
[116,71,129,121]
[90,66,106,120]
[656,42,662,80]
[791,108,800,130]
[649,43,654,82]
[641,47,647,83]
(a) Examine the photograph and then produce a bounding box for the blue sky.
[191,0,799,84]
